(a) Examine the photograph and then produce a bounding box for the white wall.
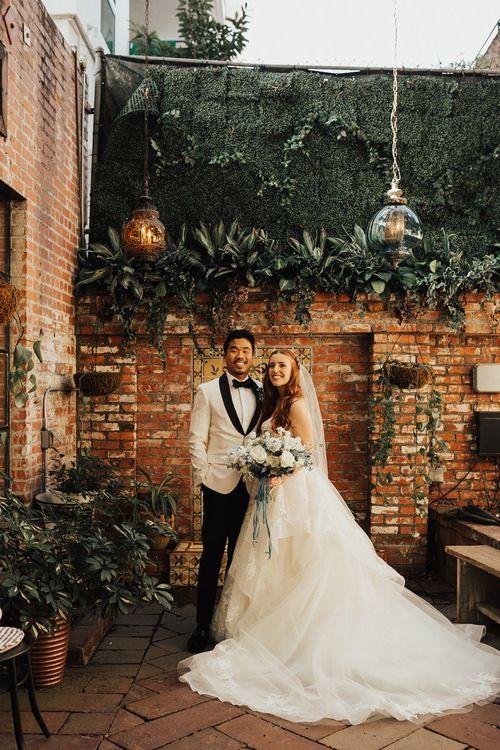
[42,0,130,57]
[40,1,131,239]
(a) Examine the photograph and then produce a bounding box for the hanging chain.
[143,0,150,196]
[390,0,401,191]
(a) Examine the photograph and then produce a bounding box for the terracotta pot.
[30,616,71,688]
[74,371,120,396]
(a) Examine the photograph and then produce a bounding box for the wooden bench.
[445,545,500,627]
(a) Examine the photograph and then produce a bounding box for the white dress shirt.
[226,371,256,434]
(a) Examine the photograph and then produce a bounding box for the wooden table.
[445,544,500,626]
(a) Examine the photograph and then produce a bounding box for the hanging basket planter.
[383,361,433,389]
[0,277,17,325]
[74,371,120,396]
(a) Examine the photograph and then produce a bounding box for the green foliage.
[78,222,499,357]
[0,481,174,637]
[92,67,499,250]
[129,23,179,57]
[129,1,249,61]
[49,450,121,496]
[177,0,249,60]
[8,318,43,409]
[369,360,449,532]
[135,468,178,519]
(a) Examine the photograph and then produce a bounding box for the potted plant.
[133,469,178,580]
[134,468,178,550]
[383,360,433,389]
[45,450,121,503]
[0,486,174,687]
[73,370,120,396]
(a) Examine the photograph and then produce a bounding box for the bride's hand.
[270,476,283,489]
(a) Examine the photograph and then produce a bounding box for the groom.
[187,329,262,653]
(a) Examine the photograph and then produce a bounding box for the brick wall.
[76,291,500,573]
[0,1,81,497]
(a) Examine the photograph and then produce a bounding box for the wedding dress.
[179,417,500,725]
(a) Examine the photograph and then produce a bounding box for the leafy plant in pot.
[0,487,173,686]
[134,468,178,554]
[369,358,447,561]
[46,450,122,504]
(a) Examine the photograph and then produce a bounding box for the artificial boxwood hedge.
[91,61,499,253]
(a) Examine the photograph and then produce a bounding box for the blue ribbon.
[253,476,272,558]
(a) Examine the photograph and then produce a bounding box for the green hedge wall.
[91,65,499,252]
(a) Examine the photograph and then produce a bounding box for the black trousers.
[196,478,249,629]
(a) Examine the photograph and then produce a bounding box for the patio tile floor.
[0,581,498,750]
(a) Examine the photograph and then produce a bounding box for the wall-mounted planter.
[74,371,120,396]
[0,278,17,325]
[384,362,433,389]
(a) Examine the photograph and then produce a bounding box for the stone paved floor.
[1,579,499,750]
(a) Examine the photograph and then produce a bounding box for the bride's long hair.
[258,349,302,432]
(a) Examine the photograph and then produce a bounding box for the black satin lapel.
[246,379,262,435]
[219,375,245,435]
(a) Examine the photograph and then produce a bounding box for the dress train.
[179,466,500,724]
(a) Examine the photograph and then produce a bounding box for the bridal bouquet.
[227,428,313,557]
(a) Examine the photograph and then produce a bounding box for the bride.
[179,349,500,725]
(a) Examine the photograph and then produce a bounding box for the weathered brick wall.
[77,292,500,573]
[0,1,81,497]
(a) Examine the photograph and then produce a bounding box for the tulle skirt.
[179,468,500,724]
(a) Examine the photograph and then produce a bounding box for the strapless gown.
[179,428,500,724]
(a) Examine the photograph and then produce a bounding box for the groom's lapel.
[219,375,245,436]
[246,377,262,435]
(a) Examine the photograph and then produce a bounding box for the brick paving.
[0,581,499,750]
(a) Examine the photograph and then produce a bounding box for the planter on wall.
[30,616,71,688]
[74,371,120,396]
[0,278,17,325]
[384,362,433,389]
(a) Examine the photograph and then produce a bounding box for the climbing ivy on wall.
[92,64,499,252]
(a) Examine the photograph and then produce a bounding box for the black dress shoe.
[186,626,215,653]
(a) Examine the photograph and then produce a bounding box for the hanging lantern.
[367,0,422,266]
[122,0,166,262]
[122,194,166,261]
[367,184,423,265]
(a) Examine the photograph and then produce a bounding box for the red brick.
[218,713,327,749]
[428,713,500,750]
[110,700,244,750]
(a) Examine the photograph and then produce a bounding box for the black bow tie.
[232,379,254,389]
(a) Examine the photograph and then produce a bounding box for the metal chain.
[390,0,401,190]
[143,0,150,195]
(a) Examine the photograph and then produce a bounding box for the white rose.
[267,438,281,452]
[269,455,281,468]
[250,445,267,464]
[280,450,295,468]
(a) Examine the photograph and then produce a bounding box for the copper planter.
[30,617,71,688]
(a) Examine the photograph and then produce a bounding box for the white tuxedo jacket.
[189,374,262,494]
